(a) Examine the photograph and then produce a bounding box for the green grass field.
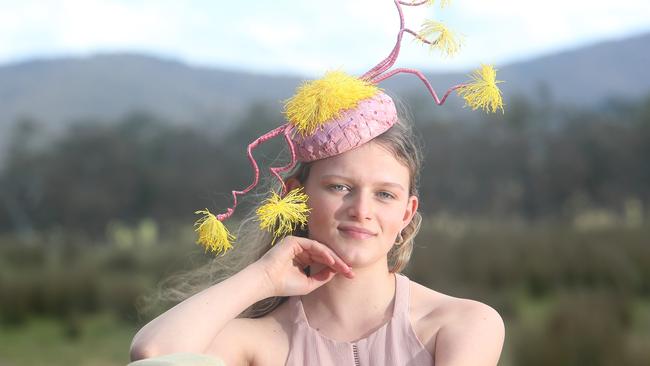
[1,222,649,365]
[0,312,136,366]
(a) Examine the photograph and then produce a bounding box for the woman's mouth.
[337,225,377,240]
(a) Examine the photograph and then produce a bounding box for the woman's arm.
[129,236,353,361]
[129,263,272,360]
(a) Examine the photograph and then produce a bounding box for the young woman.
[129,119,505,366]
[130,2,505,364]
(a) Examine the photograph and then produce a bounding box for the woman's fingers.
[295,249,332,268]
[295,238,354,278]
[310,240,353,277]
[308,267,337,288]
[257,235,357,297]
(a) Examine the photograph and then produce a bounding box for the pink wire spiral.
[216,124,297,221]
[361,0,465,103]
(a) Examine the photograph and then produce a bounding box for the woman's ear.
[285,177,302,192]
[402,195,419,229]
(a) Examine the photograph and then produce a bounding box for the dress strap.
[393,273,410,316]
[288,295,307,326]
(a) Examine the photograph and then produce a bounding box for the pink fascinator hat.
[194,0,505,255]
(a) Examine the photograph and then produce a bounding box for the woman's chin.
[328,243,382,269]
[311,234,389,268]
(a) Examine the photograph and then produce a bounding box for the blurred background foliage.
[1,91,649,365]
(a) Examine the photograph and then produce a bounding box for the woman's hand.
[253,235,354,298]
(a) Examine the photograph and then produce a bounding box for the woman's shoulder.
[225,297,294,332]
[408,278,501,319]
[246,298,295,365]
[408,278,505,364]
[205,299,293,366]
[242,298,295,346]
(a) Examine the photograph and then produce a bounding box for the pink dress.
[285,273,435,365]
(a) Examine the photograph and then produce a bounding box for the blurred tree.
[1,94,649,236]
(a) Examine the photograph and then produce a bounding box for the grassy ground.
[0,312,136,366]
[1,222,649,365]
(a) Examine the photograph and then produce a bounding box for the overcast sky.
[0,0,648,77]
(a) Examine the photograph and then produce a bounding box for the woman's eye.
[329,184,349,192]
[378,191,395,199]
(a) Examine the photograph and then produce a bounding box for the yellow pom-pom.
[458,64,505,114]
[194,209,234,255]
[284,71,379,136]
[256,187,311,244]
[422,0,451,7]
[417,20,463,57]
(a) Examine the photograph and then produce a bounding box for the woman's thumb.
[308,267,337,289]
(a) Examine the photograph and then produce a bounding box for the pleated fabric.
[285,274,435,366]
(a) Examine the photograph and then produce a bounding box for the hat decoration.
[194,0,504,255]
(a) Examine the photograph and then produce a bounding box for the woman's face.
[289,141,419,269]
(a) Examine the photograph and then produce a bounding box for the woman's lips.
[338,226,377,240]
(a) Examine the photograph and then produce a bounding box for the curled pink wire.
[372,68,464,105]
[216,124,294,221]
[361,0,407,81]
[399,0,430,6]
[268,127,298,195]
[361,0,464,104]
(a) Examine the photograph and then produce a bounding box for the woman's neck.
[300,263,397,340]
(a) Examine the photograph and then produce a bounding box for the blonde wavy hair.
[137,113,423,320]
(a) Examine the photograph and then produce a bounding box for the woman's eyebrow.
[320,174,405,191]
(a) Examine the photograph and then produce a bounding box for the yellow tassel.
[284,71,379,136]
[194,209,234,255]
[417,20,463,57]
[256,187,311,244]
[458,64,505,114]
[422,0,451,7]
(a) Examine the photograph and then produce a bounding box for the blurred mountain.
[0,32,649,149]
[497,31,650,105]
[0,54,301,139]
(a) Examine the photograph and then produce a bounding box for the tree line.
[1,94,648,238]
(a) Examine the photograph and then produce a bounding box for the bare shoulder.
[408,279,505,366]
[205,299,292,366]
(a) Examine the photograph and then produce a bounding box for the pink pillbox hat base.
[290,92,398,162]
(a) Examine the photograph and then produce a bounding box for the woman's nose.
[347,191,372,221]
